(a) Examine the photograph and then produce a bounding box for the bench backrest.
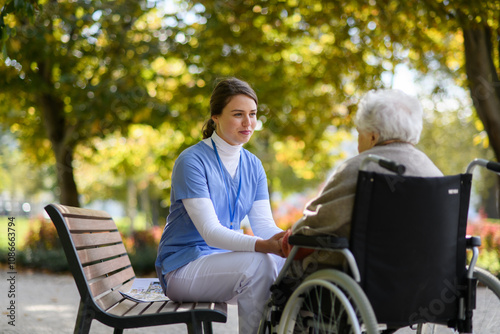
[45,204,136,311]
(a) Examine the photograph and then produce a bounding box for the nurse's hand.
[255,231,286,257]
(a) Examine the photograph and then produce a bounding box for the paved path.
[2,268,499,334]
[0,268,238,333]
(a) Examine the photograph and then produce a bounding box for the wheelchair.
[258,156,500,334]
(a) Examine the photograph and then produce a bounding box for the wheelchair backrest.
[350,171,472,328]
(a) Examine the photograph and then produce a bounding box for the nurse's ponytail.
[202,77,258,139]
[202,119,217,139]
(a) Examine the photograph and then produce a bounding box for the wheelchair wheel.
[470,267,500,333]
[258,300,274,334]
[407,267,500,334]
[278,269,379,334]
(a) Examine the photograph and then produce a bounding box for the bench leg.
[203,321,213,334]
[186,322,203,334]
[113,328,124,334]
[74,299,94,334]
[187,320,213,333]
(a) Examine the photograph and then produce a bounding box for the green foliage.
[75,124,184,208]
[0,129,56,199]
[0,0,192,206]
[0,0,40,55]
[419,96,493,174]
[1,1,174,152]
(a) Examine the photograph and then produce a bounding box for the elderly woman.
[282,89,443,270]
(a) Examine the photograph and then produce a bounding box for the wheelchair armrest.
[466,236,481,280]
[466,235,481,248]
[288,234,349,250]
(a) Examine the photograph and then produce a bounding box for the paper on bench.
[120,278,169,303]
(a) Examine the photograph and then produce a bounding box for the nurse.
[155,77,286,334]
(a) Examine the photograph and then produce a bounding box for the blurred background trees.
[1,0,498,224]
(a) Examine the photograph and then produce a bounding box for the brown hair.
[202,77,258,139]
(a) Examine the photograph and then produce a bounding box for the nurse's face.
[212,94,257,146]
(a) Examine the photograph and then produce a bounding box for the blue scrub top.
[155,141,269,291]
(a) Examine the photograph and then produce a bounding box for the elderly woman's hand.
[255,231,287,257]
[281,229,314,260]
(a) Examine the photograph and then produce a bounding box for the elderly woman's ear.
[357,128,380,153]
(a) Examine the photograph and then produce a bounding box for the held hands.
[280,229,315,260]
[255,231,287,257]
[280,229,293,257]
[254,230,315,259]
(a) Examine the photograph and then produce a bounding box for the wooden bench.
[44,204,227,334]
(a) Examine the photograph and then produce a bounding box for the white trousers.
[165,251,285,334]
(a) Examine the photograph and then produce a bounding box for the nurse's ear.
[211,115,219,127]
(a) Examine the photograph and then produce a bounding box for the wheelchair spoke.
[280,281,361,333]
[277,270,378,334]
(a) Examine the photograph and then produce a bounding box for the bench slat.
[214,302,227,315]
[142,301,168,314]
[160,301,183,313]
[195,302,227,314]
[124,302,152,316]
[66,217,117,232]
[176,303,196,312]
[83,256,132,281]
[54,204,111,218]
[96,289,129,311]
[89,267,136,297]
[195,302,213,310]
[71,231,123,248]
[107,298,139,317]
[78,244,128,265]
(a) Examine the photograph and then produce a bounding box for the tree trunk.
[54,143,80,207]
[462,24,500,217]
[484,177,500,219]
[39,93,80,207]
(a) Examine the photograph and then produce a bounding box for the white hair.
[354,89,423,144]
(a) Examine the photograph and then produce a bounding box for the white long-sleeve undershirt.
[183,198,255,251]
[182,132,282,251]
[183,198,283,251]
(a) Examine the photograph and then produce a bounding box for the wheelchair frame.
[258,156,500,334]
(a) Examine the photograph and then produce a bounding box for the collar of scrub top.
[211,138,242,230]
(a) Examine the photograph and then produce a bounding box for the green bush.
[19,247,69,272]
[16,217,69,272]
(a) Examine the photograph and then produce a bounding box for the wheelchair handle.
[360,154,406,175]
[466,158,500,174]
